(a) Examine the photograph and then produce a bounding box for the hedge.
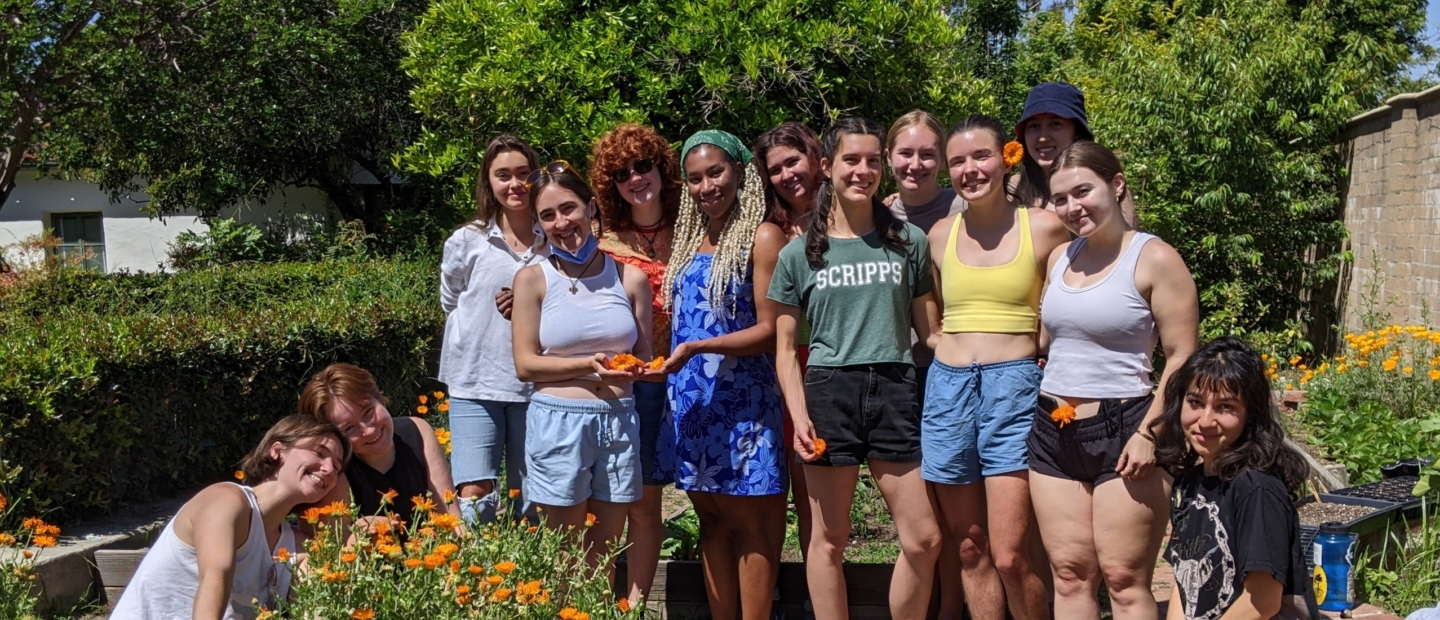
[0,259,443,523]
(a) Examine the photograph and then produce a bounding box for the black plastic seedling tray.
[1297,494,1402,569]
[1328,476,1437,511]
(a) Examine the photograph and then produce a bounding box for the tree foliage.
[1010,0,1428,339]
[398,0,993,178]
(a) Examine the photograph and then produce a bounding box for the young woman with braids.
[440,134,544,526]
[1014,82,1137,228]
[589,123,682,605]
[1149,338,1316,620]
[922,115,1069,620]
[510,163,653,570]
[1028,141,1197,620]
[651,129,787,620]
[769,117,945,620]
[752,121,823,566]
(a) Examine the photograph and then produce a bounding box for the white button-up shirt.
[439,219,548,401]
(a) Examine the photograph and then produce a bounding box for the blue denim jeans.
[448,397,534,524]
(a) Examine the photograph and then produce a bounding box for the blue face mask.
[550,233,599,265]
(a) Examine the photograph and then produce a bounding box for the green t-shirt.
[767,223,932,367]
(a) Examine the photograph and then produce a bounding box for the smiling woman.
[111,416,351,620]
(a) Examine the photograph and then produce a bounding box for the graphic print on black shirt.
[1165,468,1306,620]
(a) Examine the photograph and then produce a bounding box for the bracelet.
[1137,431,1156,442]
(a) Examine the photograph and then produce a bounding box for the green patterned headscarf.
[680,129,754,166]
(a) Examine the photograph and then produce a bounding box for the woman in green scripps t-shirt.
[767,117,945,620]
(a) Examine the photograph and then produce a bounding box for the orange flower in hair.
[1003,141,1025,168]
[1050,404,1077,428]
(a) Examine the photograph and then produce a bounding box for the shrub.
[0,259,443,522]
[287,498,635,619]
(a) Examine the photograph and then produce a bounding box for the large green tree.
[1010,0,1428,345]
[399,0,992,179]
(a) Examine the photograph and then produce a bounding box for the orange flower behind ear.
[1050,404,1076,428]
[1003,141,1025,168]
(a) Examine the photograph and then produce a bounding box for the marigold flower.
[21,517,43,531]
[351,610,375,620]
[1002,141,1025,168]
[423,553,446,570]
[468,564,483,575]
[418,526,437,539]
[322,569,348,582]
[412,495,436,513]
[234,470,245,481]
[404,558,423,569]
[527,526,538,534]
[1050,404,1077,428]
[585,513,598,527]
[341,552,357,563]
[495,560,517,574]
[419,394,429,405]
[22,550,33,559]
[456,594,473,605]
[0,533,15,546]
[486,575,504,586]
[618,598,632,613]
[434,542,459,557]
[1383,359,1398,372]
[32,536,57,548]
[275,548,291,563]
[0,491,6,512]
[648,356,667,370]
[1404,366,1414,374]
[321,501,348,516]
[443,489,457,504]
[491,588,513,601]
[431,513,461,531]
[812,438,827,456]
[519,580,543,596]
[35,523,59,537]
[303,507,324,524]
[380,489,398,505]
[508,488,522,499]
[560,608,582,620]
[416,405,429,415]
[434,391,446,399]
[438,402,450,413]
[1429,369,1440,381]
[605,353,645,371]
[378,542,402,556]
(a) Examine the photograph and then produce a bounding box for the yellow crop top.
[940,207,1041,333]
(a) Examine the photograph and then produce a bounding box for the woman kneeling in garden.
[1152,338,1318,620]
[304,363,461,535]
[653,130,788,619]
[510,161,654,568]
[112,415,350,620]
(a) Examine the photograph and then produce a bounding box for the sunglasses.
[609,159,655,184]
[524,160,579,193]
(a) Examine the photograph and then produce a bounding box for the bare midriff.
[537,377,634,401]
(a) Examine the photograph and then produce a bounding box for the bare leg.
[985,471,1049,620]
[791,456,813,560]
[691,492,787,620]
[934,482,1006,620]
[1093,472,1170,620]
[1032,471,1102,620]
[870,460,943,620]
[803,464,861,620]
[625,485,664,605]
[932,482,968,619]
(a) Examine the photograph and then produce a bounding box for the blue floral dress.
[655,254,786,496]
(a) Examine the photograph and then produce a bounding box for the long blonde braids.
[662,157,769,318]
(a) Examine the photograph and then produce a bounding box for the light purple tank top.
[1040,232,1159,399]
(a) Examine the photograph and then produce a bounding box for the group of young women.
[109,82,1319,620]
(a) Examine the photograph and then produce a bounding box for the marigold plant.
[0,502,58,620]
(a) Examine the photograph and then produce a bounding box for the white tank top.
[537,255,638,358]
[111,484,295,620]
[1040,233,1159,399]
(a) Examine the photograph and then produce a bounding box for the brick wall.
[1336,84,1440,333]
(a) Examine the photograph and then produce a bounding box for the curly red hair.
[589,123,682,232]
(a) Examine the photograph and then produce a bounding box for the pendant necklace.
[553,251,600,295]
[633,220,665,260]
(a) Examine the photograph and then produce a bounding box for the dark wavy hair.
[472,134,540,227]
[753,121,823,231]
[588,123,682,232]
[946,114,1020,203]
[805,117,909,266]
[1148,337,1309,493]
[527,167,603,236]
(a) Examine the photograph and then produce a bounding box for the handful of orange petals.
[604,354,667,372]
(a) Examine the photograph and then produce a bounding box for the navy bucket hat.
[1015,82,1091,139]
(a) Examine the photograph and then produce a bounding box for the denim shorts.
[524,393,641,506]
[802,364,921,467]
[448,398,533,524]
[634,381,667,486]
[1028,393,1153,486]
[921,358,1041,485]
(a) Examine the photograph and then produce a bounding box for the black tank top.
[347,417,430,535]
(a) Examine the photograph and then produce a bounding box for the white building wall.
[0,168,331,272]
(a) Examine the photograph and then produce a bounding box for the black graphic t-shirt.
[1165,468,1311,620]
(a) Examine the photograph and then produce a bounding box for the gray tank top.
[1040,232,1159,399]
[537,255,638,358]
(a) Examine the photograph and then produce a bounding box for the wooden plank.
[95,549,148,588]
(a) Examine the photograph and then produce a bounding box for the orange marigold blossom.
[351,610,375,620]
[491,588,513,601]
[1050,404,1077,428]
[618,598,632,612]
[22,550,33,559]
[21,517,43,531]
[302,507,324,524]
[0,533,15,546]
[416,405,430,415]
[434,391,446,399]
[35,523,59,537]
[431,513,462,531]
[495,560,517,574]
[486,575,504,586]
[560,609,582,620]
[419,395,428,404]
[0,491,6,512]
[33,536,57,548]
[648,356,667,370]
[508,488,521,499]
[1002,141,1025,168]
[585,513,598,527]
[468,564,483,574]
[274,548,291,562]
[424,553,446,570]
[606,353,645,371]
[527,526,539,534]
[322,569,348,582]
[456,594,472,605]
[234,470,245,481]
[404,558,423,569]
[450,560,461,573]
[811,438,827,456]
[438,402,450,413]
[380,489,398,505]
[341,552,357,563]
[519,580,543,595]
[443,489,457,504]
[412,495,436,513]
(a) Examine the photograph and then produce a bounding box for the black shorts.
[1027,393,1154,485]
[803,364,921,467]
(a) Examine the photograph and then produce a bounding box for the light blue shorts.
[921,358,1041,485]
[524,393,641,506]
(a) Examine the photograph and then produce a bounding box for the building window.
[51,212,106,272]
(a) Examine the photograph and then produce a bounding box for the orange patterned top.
[599,228,674,357]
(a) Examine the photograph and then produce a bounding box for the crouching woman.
[112,416,350,620]
[510,161,655,567]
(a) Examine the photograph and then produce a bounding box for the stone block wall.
[1337,85,1440,332]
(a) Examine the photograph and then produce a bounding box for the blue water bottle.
[1313,522,1357,612]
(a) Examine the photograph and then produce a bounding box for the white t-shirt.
[439,220,549,401]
